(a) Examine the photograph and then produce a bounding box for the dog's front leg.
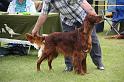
[82,53,87,74]
[73,51,85,75]
[37,53,47,71]
[87,36,92,52]
[77,54,85,75]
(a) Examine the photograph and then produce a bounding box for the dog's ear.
[25,33,34,43]
[25,33,33,39]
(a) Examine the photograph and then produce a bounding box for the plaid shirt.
[41,0,87,26]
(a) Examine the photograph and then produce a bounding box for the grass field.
[0,25,124,82]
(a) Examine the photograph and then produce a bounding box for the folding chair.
[102,0,124,35]
[101,10,120,35]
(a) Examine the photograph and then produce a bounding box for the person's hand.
[31,14,48,36]
[81,0,97,16]
[32,27,40,36]
[88,8,98,16]
[89,11,97,16]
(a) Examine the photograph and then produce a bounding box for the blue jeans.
[61,22,103,68]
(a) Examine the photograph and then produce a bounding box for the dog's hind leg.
[37,47,57,71]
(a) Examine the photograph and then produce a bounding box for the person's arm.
[80,0,97,16]
[32,14,48,36]
[32,1,50,36]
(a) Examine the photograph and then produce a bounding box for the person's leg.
[61,22,75,71]
[90,27,104,70]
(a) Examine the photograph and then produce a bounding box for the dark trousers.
[61,22,103,68]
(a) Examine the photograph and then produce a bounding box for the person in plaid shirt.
[32,0,104,71]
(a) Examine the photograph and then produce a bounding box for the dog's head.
[25,33,45,49]
[81,14,103,34]
[84,14,103,24]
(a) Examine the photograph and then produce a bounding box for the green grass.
[0,25,124,82]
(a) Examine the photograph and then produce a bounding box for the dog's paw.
[49,69,54,72]
[37,69,41,72]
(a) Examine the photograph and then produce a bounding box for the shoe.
[63,67,73,72]
[97,66,104,70]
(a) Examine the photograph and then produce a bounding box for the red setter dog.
[26,14,102,75]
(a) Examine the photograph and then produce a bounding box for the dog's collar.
[82,49,89,53]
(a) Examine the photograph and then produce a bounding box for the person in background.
[34,0,42,12]
[0,0,12,12]
[32,0,105,71]
[108,0,124,34]
[112,0,124,33]
[7,0,36,14]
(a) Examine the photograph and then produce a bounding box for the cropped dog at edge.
[26,15,103,75]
